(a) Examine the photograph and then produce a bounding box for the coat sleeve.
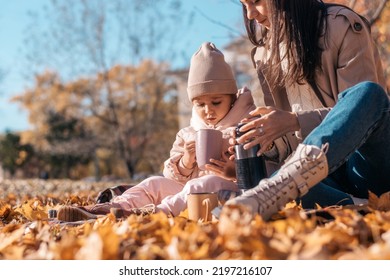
[334,9,386,92]
[296,8,386,140]
[295,108,330,140]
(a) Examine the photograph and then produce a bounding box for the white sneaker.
[226,143,329,220]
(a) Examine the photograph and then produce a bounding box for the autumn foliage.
[1,0,390,261]
[11,61,179,179]
[1,179,390,260]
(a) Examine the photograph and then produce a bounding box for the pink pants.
[112,176,183,209]
[157,174,238,216]
[112,175,238,217]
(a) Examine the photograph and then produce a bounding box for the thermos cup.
[234,123,267,189]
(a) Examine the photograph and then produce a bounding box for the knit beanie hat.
[187,42,238,101]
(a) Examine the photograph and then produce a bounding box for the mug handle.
[202,198,211,221]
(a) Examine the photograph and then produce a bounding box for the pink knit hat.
[187,42,238,101]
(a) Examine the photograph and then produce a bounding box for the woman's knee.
[339,81,388,103]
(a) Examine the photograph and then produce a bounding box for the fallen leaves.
[369,191,390,211]
[14,199,50,221]
[0,202,11,221]
[0,179,390,260]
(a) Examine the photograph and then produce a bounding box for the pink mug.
[195,129,223,170]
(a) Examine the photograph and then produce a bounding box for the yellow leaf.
[14,199,49,221]
[0,202,11,220]
[368,191,390,211]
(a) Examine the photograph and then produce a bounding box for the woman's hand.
[237,106,300,155]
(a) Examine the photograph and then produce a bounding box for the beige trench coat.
[252,5,388,165]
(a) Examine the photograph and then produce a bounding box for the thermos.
[234,123,267,189]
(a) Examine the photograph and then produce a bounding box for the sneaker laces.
[280,144,327,180]
[248,176,293,212]
[247,144,327,212]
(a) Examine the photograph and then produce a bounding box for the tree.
[0,132,33,177]
[13,61,178,179]
[17,0,188,179]
[43,111,95,178]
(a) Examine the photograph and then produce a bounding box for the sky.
[0,0,244,133]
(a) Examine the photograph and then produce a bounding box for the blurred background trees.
[9,0,185,180]
[12,61,179,180]
[0,132,33,177]
[1,0,389,180]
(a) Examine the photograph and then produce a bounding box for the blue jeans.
[299,81,390,208]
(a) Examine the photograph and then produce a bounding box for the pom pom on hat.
[187,42,238,101]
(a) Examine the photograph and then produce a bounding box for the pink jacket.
[163,88,256,184]
[253,5,388,164]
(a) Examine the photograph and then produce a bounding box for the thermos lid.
[235,144,259,159]
[235,122,246,138]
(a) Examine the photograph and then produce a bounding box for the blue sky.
[0,0,244,133]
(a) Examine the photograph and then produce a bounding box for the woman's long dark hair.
[243,0,328,89]
[243,0,370,90]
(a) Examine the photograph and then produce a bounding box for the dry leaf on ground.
[1,179,390,260]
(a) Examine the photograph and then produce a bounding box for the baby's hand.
[205,151,236,181]
[181,140,196,169]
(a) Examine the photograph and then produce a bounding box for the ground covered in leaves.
[1,179,390,260]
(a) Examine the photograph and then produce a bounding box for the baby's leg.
[157,175,237,216]
[112,176,184,211]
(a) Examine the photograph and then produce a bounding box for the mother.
[226,0,390,220]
